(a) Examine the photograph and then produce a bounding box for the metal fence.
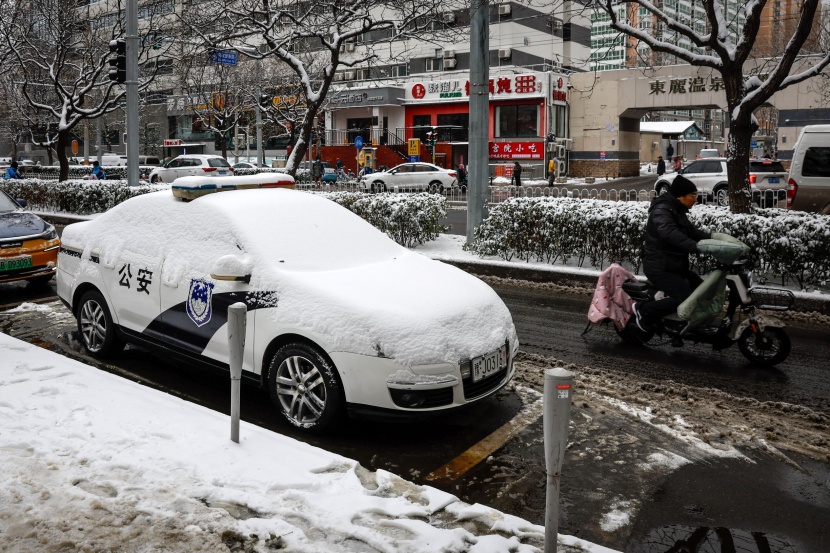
[296,181,788,211]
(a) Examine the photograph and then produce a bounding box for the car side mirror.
[16,198,27,208]
[210,254,252,284]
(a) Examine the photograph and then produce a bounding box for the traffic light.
[108,39,126,84]
[425,131,437,148]
[259,94,272,109]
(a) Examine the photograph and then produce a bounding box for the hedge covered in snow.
[469,197,830,289]
[22,166,158,180]
[321,192,448,248]
[0,178,165,215]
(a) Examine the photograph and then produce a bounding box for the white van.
[786,125,830,214]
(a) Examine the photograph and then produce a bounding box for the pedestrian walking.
[311,156,323,184]
[666,143,674,160]
[656,156,666,176]
[511,161,522,187]
[673,156,682,172]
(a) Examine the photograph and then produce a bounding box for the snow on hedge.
[1,178,166,215]
[469,197,830,289]
[321,191,449,248]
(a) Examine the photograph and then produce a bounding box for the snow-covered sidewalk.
[0,332,618,553]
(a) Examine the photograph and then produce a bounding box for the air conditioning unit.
[498,4,511,16]
[498,48,511,59]
[344,70,355,80]
[547,18,562,30]
[443,58,457,69]
[651,141,658,150]
[443,49,456,58]
[334,72,345,81]
[443,12,456,23]
[346,42,356,52]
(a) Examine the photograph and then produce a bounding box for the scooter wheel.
[738,326,791,366]
[615,322,654,345]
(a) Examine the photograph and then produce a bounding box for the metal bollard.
[543,367,574,553]
[228,302,247,443]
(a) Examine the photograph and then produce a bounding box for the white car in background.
[359,162,458,193]
[148,154,233,183]
[57,189,518,432]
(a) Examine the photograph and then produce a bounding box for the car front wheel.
[267,342,344,433]
[657,183,670,195]
[150,175,160,183]
[76,290,124,357]
[714,185,729,206]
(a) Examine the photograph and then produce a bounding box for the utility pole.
[255,59,264,166]
[467,0,489,244]
[125,0,140,186]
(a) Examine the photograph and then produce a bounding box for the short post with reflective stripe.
[543,367,574,553]
[228,302,247,443]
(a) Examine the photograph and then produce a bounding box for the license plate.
[218,170,228,175]
[472,345,508,383]
[768,177,779,183]
[0,255,33,273]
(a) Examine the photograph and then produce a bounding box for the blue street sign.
[209,50,238,65]
[408,156,420,163]
[751,140,758,148]
[354,136,363,149]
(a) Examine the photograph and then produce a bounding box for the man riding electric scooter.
[632,175,711,332]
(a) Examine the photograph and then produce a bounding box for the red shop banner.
[489,142,544,160]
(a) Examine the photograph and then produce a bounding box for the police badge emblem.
[187,278,214,327]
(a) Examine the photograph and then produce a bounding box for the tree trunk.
[57,130,70,182]
[725,120,754,214]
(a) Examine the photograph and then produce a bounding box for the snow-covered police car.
[57,189,518,432]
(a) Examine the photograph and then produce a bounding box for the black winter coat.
[643,194,710,275]
[656,159,666,175]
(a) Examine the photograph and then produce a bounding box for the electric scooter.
[617,236,794,366]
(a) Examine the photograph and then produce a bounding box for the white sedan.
[148,154,233,183]
[359,162,458,193]
[57,189,518,432]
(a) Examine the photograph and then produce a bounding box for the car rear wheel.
[657,183,670,196]
[150,175,160,183]
[76,290,124,357]
[429,181,444,194]
[370,181,385,193]
[267,342,344,433]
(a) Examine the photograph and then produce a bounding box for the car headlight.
[41,225,58,240]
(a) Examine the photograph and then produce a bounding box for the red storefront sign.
[489,142,543,160]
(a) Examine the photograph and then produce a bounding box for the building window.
[495,105,539,138]
[437,113,469,142]
[391,64,408,77]
[425,58,442,72]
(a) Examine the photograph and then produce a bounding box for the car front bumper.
[0,238,60,283]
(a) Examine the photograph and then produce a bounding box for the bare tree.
[591,0,830,213]
[179,0,455,174]
[0,0,162,180]
[172,53,260,160]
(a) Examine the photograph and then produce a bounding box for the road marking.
[423,388,544,483]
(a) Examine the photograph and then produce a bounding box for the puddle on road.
[629,524,800,553]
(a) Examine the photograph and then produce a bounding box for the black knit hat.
[670,175,697,198]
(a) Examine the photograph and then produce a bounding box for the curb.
[42,213,830,316]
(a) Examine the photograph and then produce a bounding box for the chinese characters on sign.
[118,263,153,295]
[408,72,545,101]
[649,76,726,95]
[489,142,543,160]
